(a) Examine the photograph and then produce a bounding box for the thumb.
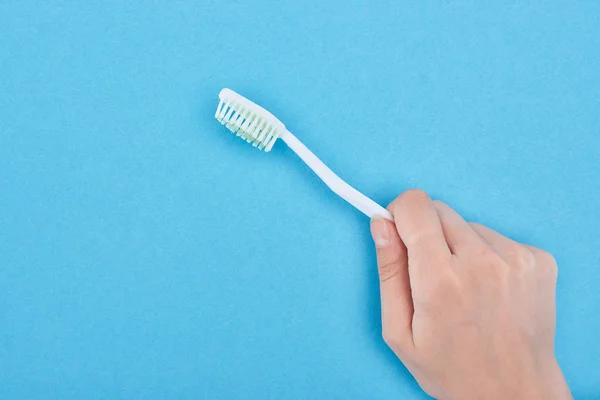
[370,216,414,351]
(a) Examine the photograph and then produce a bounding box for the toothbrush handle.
[281,130,394,221]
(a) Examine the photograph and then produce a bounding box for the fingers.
[523,244,558,280]
[469,223,535,268]
[390,190,452,277]
[370,216,414,351]
[433,201,486,255]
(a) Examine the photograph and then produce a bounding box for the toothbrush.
[215,88,394,221]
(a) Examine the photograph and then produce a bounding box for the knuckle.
[393,189,430,214]
[537,249,557,266]
[507,243,535,269]
[536,250,558,278]
[378,259,400,282]
[402,189,430,204]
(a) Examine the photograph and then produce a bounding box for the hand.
[370,189,572,400]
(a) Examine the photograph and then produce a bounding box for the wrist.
[444,357,572,400]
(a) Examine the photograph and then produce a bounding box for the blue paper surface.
[1,1,599,398]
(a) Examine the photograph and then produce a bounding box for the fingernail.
[371,217,391,248]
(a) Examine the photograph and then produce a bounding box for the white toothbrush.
[215,88,394,221]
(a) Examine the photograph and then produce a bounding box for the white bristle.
[215,88,286,152]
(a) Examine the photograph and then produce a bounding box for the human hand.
[370,190,572,400]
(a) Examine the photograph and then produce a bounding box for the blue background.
[1,1,599,399]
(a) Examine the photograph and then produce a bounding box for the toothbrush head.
[215,88,286,152]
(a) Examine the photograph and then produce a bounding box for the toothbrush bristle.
[215,89,286,152]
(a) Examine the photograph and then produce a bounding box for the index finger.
[390,190,452,274]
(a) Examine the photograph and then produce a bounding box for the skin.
[369,189,572,400]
